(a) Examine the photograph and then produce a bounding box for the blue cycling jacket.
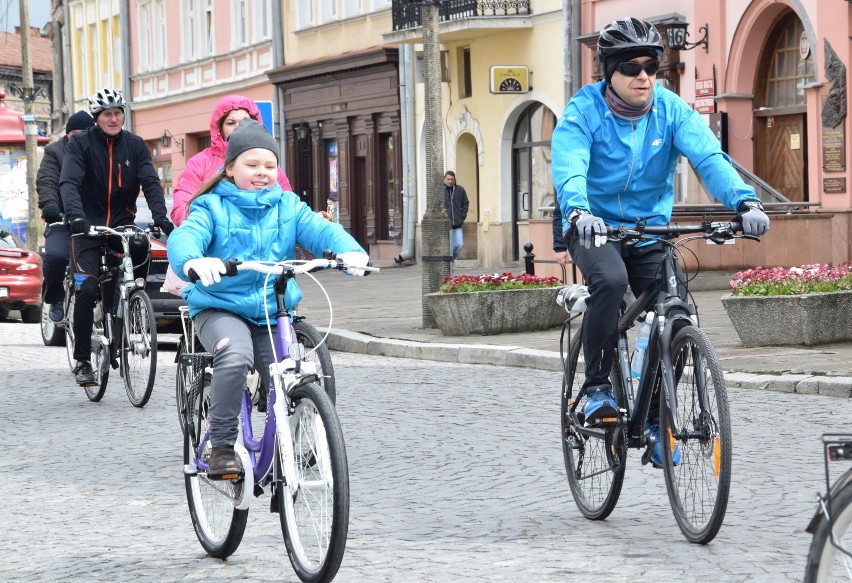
[552,81,758,234]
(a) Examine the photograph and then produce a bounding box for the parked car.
[0,225,43,323]
[135,195,185,333]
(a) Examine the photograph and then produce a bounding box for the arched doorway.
[511,102,556,260]
[753,13,815,202]
[455,132,478,260]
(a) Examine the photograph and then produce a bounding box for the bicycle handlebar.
[77,224,160,239]
[187,255,380,283]
[604,220,759,244]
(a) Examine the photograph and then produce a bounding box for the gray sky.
[0,0,51,32]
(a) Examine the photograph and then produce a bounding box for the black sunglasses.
[616,60,660,77]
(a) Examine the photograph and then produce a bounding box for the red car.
[0,226,43,323]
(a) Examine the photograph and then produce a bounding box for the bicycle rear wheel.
[276,382,349,583]
[293,319,336,404]
[805,481,852,582]
[660,325,731,544]
[40,301,66,346]
[84,302,109,402]
[123,290,157,408]
[184,373,248,558]
[561,325,627,520]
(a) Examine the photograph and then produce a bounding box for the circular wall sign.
[800,31,810,59]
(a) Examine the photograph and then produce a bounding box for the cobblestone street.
[2,321,850,582]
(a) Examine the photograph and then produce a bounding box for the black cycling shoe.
[74,361,95,386]
[207,445,243,481]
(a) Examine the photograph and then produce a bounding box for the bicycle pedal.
[584,416,619,427]
[110,359,119,370]
[207,470,244,482]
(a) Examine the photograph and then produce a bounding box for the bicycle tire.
[561,326,627,521]
[122,290,157,408]
[184,372,249,558]
[84,301,109,402]
[660,325,731,544]
[293,319,336,405]
[65,293,76,372]
[276,382,349,583]
[805,481,852,582]
[40,301,66,346]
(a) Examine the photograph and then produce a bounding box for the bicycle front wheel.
[805,481,852,582]
[293,319,336,404]
[84,303,109,402]
[184,373,248,558]
[660,325,731,544]
[276,382,349,583]
[561,325,627,521]
[123,290,157,407]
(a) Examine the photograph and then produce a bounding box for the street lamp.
[665,21,709,53]
[295,121,310,140]
[161,129,185,155]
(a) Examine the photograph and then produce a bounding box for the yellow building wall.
[283,8,393,61]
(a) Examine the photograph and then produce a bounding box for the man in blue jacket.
[552,17,769,466]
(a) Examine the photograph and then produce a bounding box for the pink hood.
[171,95,292,224]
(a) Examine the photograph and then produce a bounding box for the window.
[155,1,166,67]
[235,0,248,46]
[764,16,815,108]
[254,0,271,40]
[458,47,472,98]
[205,0,214,54]
[139,4,151,72]
[183,0,196,59]
[297,0,315,29]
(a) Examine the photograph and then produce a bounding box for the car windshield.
[135,194,174,229]
[0,228,23,248]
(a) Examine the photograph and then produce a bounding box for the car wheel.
[22,304,42,324]
[0,305,9,320]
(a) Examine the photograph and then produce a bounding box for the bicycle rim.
[184,375,248,558]
[661,326,731,544]
[277,383,349,583]
[84,309,109,402]
[293,319,336,405]
[123,291,157,407]
[561,328,626,520]
[805,483,852,582]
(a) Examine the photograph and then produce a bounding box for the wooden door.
[756,114,807,202]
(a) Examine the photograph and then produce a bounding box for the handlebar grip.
[186,258,241,283]
[187,269,200,283]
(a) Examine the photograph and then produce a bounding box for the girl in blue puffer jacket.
[167,119,369,478]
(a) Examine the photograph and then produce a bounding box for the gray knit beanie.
[66,110,95,133]
[224,119,279,165]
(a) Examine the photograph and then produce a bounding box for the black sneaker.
[208,445,242,480]
[73,361,95,386]
[49,303,64,322]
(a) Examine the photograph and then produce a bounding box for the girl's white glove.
[184,257,227,286]
[339,252,370,276]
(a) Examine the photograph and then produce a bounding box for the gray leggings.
[195,309,275,447]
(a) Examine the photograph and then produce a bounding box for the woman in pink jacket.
[171,94,292,225]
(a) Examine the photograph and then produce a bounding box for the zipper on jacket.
[106,140,113,226]
[617,120,639,221]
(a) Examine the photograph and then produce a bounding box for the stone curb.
[324,329,852,397]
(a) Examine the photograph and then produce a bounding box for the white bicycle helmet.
[88,88,126,117]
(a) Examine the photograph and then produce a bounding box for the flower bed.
[722,263,852,346]
[427,272,565,336]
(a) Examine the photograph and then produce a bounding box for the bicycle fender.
[233,443,253,511]
[805,468,852,534]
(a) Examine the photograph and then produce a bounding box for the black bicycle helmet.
[597,17,664,63]
[88,87,126,117]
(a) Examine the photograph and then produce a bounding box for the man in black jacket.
[60,88,174,386]
[37,111,95,322]
[443,171,469,260]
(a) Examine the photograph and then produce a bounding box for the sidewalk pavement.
[294,261,852,398]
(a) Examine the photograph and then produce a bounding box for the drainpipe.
[394,43,417,264]
[120,0,133,130]
[63,1,72,118]
[271,0,287,168]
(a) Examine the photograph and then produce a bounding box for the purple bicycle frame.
[194,311,298,485]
